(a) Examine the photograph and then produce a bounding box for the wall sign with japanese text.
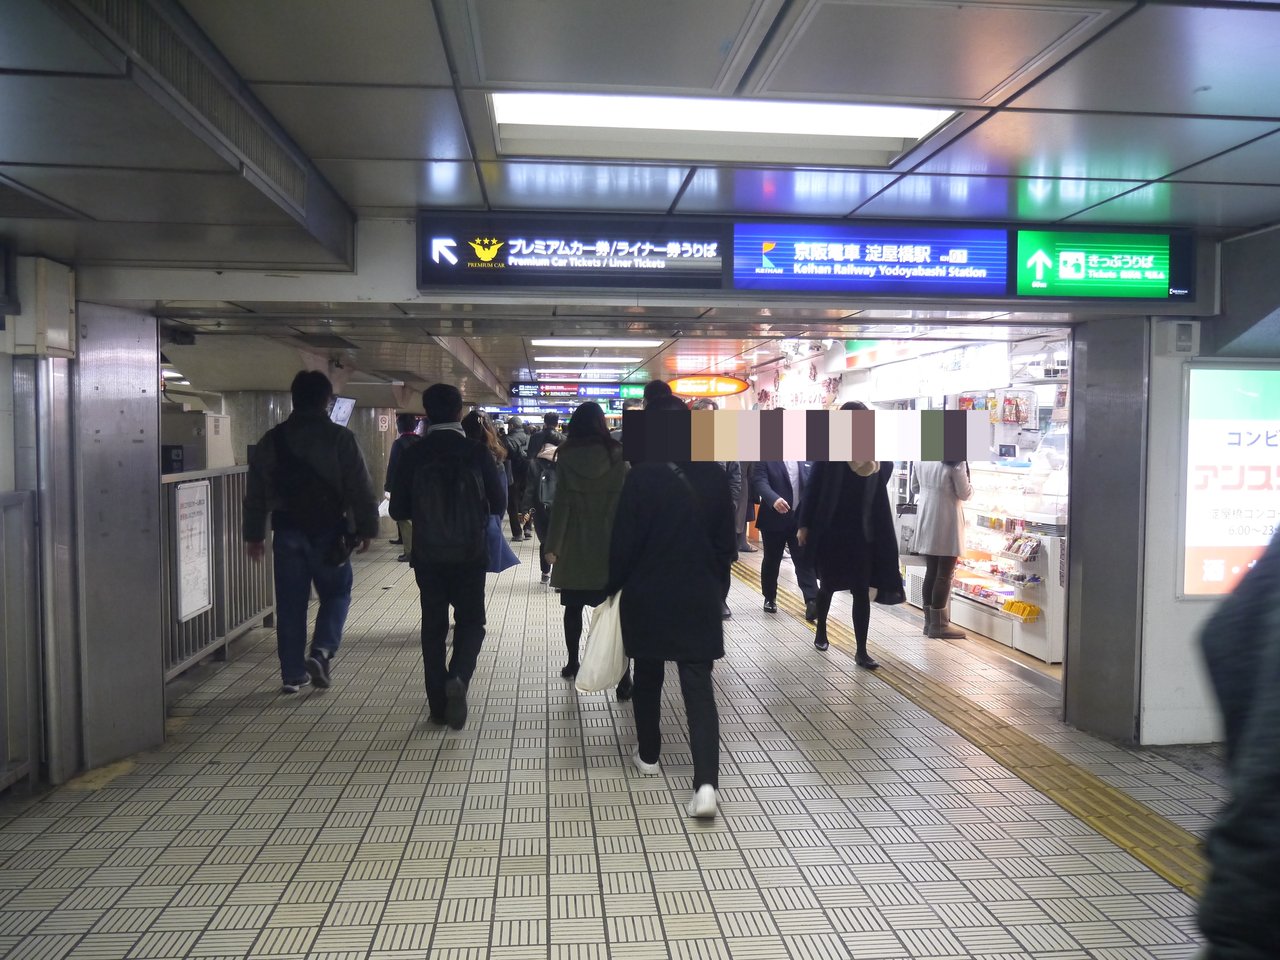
[419,215,726,290]
[1182,366,1280,596]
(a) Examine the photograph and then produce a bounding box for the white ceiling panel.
[315,160,485,210]
[181,0,453,86]
[856,174,1140,222]
[3,167,296,224]
[462,0,783,92]
[1166,132,1280,187]
[1065,181,1280,230]
[482,162,689,212]
[251,85,471,160]
[677,168,897,216]
[0,76,232,171]
[915,110,1280,181]
[1012,5,1280,118]
[751,0,1111,104]
[1,0,124,74]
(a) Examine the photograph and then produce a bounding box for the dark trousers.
[633,658,719,789]
[761,529,817,603]
[415,562,487,716]
[507,480,526,537]
[922,555,958,609]
[532,503,552,574]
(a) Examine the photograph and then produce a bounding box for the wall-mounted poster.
[1183,366,1280,596]
[175,480,213,621]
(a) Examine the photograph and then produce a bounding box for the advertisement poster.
[1183,367,1280,595]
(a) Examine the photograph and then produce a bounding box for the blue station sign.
[731,223,1008,297]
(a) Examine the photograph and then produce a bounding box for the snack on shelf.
[1002,600,1042,621]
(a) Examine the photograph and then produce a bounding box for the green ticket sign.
[619,384,645,399]
[1016,231,1172,298]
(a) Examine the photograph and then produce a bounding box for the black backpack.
[411,440,489,564]
[504,434,529,483]
[271,427,346,534]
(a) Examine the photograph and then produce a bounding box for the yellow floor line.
[731,561,1207,896]
[63,759,136,791]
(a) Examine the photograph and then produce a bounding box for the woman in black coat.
[607,396,737,819]
[797,402,905,669]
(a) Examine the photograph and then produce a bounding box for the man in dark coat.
[750,458,820,619]
[524,412,564,583]
[385,412,422,560]
[1197,532,1280,960]
[608,395,737,820]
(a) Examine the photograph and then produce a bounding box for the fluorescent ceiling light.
[535,356,643,364]
[493,93,950,139]
[530,338,663,348]
[490,92,954,167]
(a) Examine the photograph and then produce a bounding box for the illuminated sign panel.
[731,223,1008,296]
[1182,366,1280,596]
[669,375,749,398]
[419,215,725,290]
[1016,230,1175,298]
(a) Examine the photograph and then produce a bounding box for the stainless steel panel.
[0,74,232,170]
[916,111,1280,180]
[251,84,472,160]
[222,391,292,465]
[1067,181,1280,230]
[34,357,80,784]
[677,168,896,216]
[74,304,165,769]
[855,175,1139,222]
[181,0,453,86]
[461,0,781,92]
[0,0,124,74]
[1,167,295,224]
[314,160,485,210]
[1064,318,1147,743]
[482,162,688,211]
[0,491,39,791]
[752,0,1106,104]
[1012,5,1280,118]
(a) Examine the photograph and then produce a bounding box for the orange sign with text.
[668,375,750,398]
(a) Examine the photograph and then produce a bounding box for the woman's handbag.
[486,515,520,573]
[575,592,627,693]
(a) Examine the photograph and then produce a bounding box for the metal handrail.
[160,467,274,682]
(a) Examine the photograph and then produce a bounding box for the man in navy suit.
[750,459,819,619]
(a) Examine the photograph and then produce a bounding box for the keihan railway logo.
[469,238,504,261]
[757,241,782,274]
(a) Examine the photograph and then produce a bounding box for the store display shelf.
[999,549,1039,563]
[959,567,1042,589]
[954,590,1041,623]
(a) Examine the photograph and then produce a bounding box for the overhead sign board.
[731,223,1008,297]
[1016,230,1183,298]
[419,215,725,290]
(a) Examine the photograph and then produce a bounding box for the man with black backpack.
[523,412,564,584]
[244,371,379,694]
[502,416,531,541]
[390,383,505,729]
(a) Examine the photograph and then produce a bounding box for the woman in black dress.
[797,401,905,669]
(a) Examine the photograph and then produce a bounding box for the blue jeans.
[272,526,353,683]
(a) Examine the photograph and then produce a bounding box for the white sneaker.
[687,784,718,819]
[632,750,661,776]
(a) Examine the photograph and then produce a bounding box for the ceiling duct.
[72,0,308,209]
[292,333,360,351]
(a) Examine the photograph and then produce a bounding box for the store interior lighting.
[534,356,643,363]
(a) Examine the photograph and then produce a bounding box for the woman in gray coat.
[911,460,973,639]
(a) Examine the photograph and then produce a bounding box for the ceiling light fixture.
[530,338,664,348]
[535,356,643,364]
[490,92,954,166]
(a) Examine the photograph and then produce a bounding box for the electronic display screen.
[1016,230,1195,300]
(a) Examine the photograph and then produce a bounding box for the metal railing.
[0,492,39,792]
[161,467,273,681]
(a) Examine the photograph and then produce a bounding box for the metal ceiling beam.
[432,334,508,403]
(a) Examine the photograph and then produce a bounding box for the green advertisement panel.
[1016,231,1171,298]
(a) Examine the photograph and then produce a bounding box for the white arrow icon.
[1026,249,1053,280]
[431,237,458,265]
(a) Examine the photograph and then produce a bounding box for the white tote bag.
[575,592,627,693]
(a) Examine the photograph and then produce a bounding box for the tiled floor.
[747,544,1228,837]
[0,537,1209,959]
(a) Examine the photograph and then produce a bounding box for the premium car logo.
[469,238,504,261]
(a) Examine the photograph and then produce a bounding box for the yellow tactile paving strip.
[732,560,1209,897]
